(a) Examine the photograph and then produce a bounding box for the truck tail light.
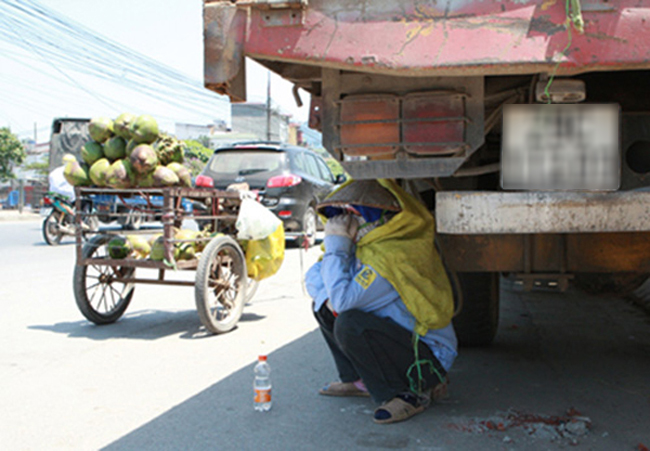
[195,175,214,188]
[337,91,468,158]
[340,94,399,157]
[267,174,302,188]
[402,92,466,155]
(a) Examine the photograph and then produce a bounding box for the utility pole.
[34,122,37,144]
[266,71,272,141]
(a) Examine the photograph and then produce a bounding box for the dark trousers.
[314,305,446,404]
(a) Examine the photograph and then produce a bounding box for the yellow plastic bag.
[244,224,285,281]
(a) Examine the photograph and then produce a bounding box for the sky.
[0,0,310,143]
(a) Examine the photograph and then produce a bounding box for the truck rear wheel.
[451,272,500,347]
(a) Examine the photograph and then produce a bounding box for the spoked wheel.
[195,235,247,334]
[73,234,135,324]
[42,211,64,245]
[246,278,260,302]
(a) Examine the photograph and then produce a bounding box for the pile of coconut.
[63,114,191,188]
[107,229,217,262]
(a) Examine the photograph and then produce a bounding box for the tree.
[23,154,50,181]
[0,128,26,182]
[182,139,213,176]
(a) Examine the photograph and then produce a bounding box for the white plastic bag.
[236,198,283,240]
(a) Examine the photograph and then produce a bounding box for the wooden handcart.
[72,186,249,334]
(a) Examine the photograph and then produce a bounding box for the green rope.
[543,0,585,103]
[163,257,178,270]
[406,333,445,395]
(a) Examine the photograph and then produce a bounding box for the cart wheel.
[195,235,247,334]
[73,234,135,324]
[246,278,259,303]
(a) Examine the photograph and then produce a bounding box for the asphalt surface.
[1,215,649,450]
[0,208,41,222]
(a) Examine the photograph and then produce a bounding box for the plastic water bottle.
[253,355,272,411]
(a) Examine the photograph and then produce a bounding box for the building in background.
[175,102,322,149]
[231,103,290,143]
[174,120,229,141]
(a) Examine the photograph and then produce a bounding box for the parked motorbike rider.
[43,165,95,245]
[48,165,75,202]
[48,165,93,213]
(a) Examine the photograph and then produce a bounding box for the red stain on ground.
[446,408,591,435]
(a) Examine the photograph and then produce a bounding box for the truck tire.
[451,272,500,347]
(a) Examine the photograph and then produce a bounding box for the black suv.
[195,142,344,245]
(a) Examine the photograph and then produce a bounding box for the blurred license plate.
[40,207,52,217]
[501,104,620,190]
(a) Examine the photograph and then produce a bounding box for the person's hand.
[325,214,359,240]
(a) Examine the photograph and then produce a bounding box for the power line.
[0,0,230,125]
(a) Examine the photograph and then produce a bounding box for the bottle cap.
[258,355,267,361]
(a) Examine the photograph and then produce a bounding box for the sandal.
[319,381,370,397]
[431,378,449,402]
[373,395,425,424]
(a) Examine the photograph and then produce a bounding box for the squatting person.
[305,179,458,424]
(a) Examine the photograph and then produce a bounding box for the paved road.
[1,218,649,450]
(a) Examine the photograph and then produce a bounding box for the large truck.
[202,0,650,346]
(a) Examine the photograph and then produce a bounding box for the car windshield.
[207,150,285,176]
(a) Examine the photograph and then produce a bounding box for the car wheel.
[301,207,317,248]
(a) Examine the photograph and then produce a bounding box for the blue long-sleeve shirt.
[305,235,458,371]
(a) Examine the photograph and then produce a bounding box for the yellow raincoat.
[353,179,453,336]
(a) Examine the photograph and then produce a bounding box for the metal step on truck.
[201,0,650,346]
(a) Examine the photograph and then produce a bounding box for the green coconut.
[104,136,127,161]
[130,115,159,144]
[105,159,134,189]
[113,113,137,140]
[89,158,111,187]
[107,236,133,259]
[152,165,179,187]
[88,117,114,143]
[125,139,139,157]
[130,144,158,175]
[136,172,155,188]
[149,235,166,261]
[126,235,151,258]
[166,162,192,187]
[176,242,195,260]
[153,134,184,165]
[63,159,90,186]
[81,141,104,166]
[175,228,198,251]
[176,228,213,253]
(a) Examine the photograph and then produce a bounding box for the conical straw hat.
[317,180,401,214]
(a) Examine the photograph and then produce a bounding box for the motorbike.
[41,192,99,245]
